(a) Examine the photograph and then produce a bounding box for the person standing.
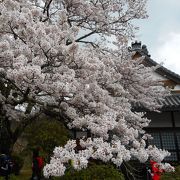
[0,153,13,180]
[150,160,164,180]
[31,149,44,180]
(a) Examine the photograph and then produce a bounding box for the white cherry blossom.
[0,0,173,177]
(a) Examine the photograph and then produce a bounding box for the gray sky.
[134,0,180,75]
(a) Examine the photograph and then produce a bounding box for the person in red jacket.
[150,160,164,180]
[31,148,44,180]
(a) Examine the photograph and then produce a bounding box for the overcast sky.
[134,0,180,75]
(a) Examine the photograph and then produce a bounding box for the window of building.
[164,152,177,161]
[177,132,180,149]
[161,132,176,150]
[148,132,161,148]
[147,130,180,161]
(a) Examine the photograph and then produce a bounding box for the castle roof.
[129,41,180,111]
[129,41,180,84]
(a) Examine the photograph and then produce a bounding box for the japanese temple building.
[131,41,180,162]
[74,42,180,163]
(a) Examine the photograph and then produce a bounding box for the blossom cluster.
[43,138,174,178]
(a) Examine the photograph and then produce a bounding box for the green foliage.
[0,174,23,180]
[0,171,33,180]
[11,154,24,175]
[53,163,125,180]
[161,165,180,180]
[25,118,69,160]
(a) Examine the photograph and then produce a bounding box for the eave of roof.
[145,56,180,84]
[135,51,180,84]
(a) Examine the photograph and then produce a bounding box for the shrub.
[161,165,180,180]
[25,118,70,161]
[0,174,21,180]
[53,163,125,180]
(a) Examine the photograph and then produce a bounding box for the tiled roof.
[132,95,180,111]
[163,95,180,107]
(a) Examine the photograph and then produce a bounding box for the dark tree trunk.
[0,117,13,154]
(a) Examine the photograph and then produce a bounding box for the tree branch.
[8,22,27,44]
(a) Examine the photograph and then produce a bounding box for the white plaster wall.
[151,71,167,81]
[174,84,180,90]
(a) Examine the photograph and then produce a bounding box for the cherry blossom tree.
[0,0,174,177]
